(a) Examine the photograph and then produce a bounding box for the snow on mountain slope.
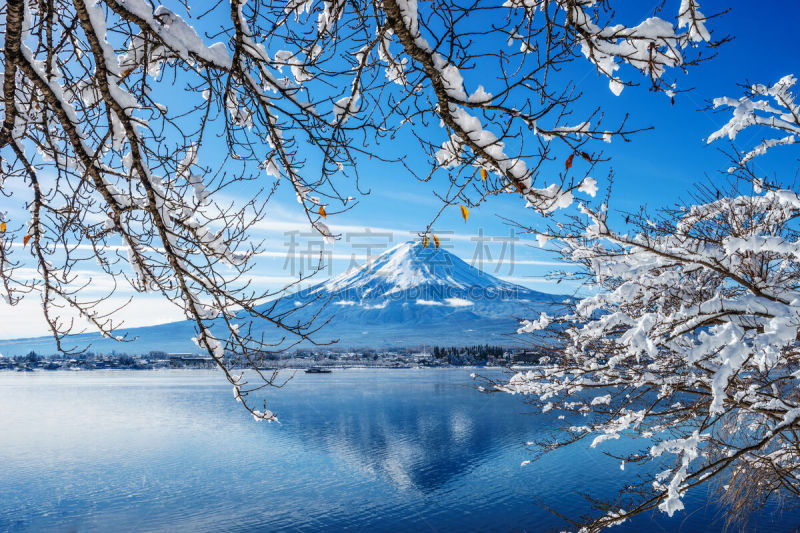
[0,241,567,354]
[313,240,521,299]
[261,241,566,347]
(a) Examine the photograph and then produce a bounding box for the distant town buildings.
[0,344,554,372]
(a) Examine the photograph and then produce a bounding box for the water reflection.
[0,369,796,532]
[267,371,533,494]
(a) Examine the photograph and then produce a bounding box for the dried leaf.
[433,235,440,249]
[480,168,488,181]
[319,206,327,219]
[460,205,469,222]
[423,236,429,248]
[565,153,574,170]
[0,222,5,233]
[580,151,591,162]
[23,234,31,247]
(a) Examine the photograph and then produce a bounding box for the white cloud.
[0,294,186,340]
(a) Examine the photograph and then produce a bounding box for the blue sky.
[2,0,799,339]
[253,0,799,287]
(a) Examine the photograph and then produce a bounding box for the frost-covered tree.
[1,0,720,419]
[497,76,800,530]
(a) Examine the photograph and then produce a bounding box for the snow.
[650,431,705,516]
[332,92,361,124]
[315,241,522,299]
[678,0,711,42]
[118,3,232,72]
[591,394,611,406]
[709,75,800,166]
[317,0,347,36]
[467,85,493,104]
[535,233,551,248]
[568,0,711,96]
[445,297,473,307]
[377,28,408,85]
[517,312,550,333]
[415,297,473,307]
[578,177,598,197]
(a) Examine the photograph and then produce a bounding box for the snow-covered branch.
[709,74,800,167]
[499,180,800,529]
[379,0,723,218]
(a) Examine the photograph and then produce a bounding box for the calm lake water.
[0,369,797,532]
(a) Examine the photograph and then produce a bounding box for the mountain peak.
[311,239,519,301]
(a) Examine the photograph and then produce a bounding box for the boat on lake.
[305,367,332,374]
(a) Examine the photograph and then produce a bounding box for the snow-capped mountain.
[267,241,566,348]
[0,241,567,354]
[311,240,523,300]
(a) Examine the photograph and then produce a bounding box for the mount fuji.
[0,241,567,355]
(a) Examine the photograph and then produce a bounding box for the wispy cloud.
[0,293,186,340]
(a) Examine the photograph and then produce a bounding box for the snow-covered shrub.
[503,75,800,530]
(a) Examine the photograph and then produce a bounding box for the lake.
[0,369,796,532]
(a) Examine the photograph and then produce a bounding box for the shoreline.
[0,364,538,375]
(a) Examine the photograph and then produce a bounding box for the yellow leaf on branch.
[319,206,327,218]
[433,235,440,249]
[460,205,469,222]
[480,168,488,181]
[0,222,5,233]
[23,234,31,247]
[423,236,429,248]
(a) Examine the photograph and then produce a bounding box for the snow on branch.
[495,181,800,529]
[487,70,800,529]
[709,74,800,167]
[380,0,722,219]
